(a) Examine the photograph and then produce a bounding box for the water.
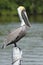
[29,15,43,23]
[0,23,43,65]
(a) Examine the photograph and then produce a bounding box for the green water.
[0,23,43,65]
[0,15,43,23]
[29,15,43,23]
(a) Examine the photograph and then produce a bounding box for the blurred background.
[0,0,43,23]
[0,0,43,65]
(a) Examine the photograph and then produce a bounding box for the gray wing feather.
[4,27,22,45]
[2,26,26,48]
[15,29,26,42]
[4,26,26,45]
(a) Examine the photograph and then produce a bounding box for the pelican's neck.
[21,21,25,26]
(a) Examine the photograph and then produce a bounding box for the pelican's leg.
[14,43,17,47]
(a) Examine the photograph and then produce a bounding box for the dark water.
[0,15,43,23]
[0,23,43,65]
[29,15,43,23]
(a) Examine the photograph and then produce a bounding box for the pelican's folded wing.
[2,26,26,48]
[5,27,22,44]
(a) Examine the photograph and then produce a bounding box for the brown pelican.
[2,6,31,65]
[2,6,31,48]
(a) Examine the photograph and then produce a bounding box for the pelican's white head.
[17,6,31,27]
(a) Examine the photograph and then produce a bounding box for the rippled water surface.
[0,23,43,65]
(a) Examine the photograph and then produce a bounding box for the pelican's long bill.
[21,10,31,27]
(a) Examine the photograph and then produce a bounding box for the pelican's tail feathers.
[1,39,8,49]
[1,43,7,49]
